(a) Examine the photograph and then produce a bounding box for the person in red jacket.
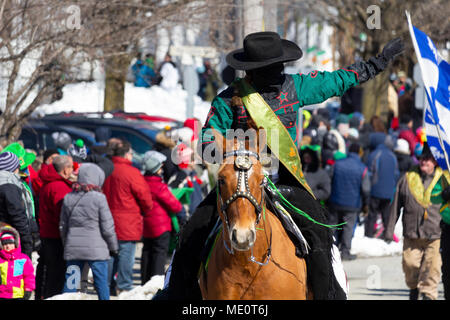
[140,151,182,285]
[102,139,153,294]
[32,149,59,198]
[397,114,418,156]
[35,155,74,300]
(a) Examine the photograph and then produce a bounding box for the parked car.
[52,111,183,130]
[35,114,168,154]
[20,121,97,152]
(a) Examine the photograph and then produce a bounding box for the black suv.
[33,114,170,154]
[20,121,97,152]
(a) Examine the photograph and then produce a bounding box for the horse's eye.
[218,178,225,185]
[260,177,267,186]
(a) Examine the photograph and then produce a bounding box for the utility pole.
[243,0,264,35]
[263,0,277,32]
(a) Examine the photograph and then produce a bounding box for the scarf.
[72,182,103,193]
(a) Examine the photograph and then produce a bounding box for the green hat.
[171,187,194,205]
[335,114,349,126]
[333,151,347,161]
[2,143,36,170]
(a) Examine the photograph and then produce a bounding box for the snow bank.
[35,81,211,123]
[46,292,98,300]
[45,275,165,300]
[117,275,165,300]
[350,213,404,258]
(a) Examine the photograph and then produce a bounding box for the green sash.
[235,78,315,198]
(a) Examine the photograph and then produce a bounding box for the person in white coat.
[159,54,180,91]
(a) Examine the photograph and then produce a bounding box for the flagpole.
[406,10,450,171]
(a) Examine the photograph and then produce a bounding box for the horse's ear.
[247,117,257,130]
[257,126,267,153]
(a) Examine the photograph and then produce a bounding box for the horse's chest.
[210,258,306,300]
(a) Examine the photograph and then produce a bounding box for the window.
[109,129,154,154]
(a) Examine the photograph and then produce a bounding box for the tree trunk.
[362,68,390,124]
[103,53,131,112]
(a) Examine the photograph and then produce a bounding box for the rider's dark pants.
[165,165,346,300]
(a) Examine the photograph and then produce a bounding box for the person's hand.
[442,186,450,202]
[23,291,32,300]
[381,38,405,61]
[109,250,119,258]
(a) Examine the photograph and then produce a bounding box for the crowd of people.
[0,56,449,300]
[130,52,221,101]
[0,118,209,300]
[299,99,449,299]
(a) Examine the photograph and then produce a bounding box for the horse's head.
[213,128,267,252]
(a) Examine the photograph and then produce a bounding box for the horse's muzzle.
[230,226,256,251]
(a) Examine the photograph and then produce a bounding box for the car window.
[43,133,57,150]
[109,129,153,154]
[20,129,39,151]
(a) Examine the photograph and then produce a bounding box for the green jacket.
[201,69,359,148]
[430,172,450,225]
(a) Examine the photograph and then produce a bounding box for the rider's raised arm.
[291,69,359,106]
[292,37,405,106]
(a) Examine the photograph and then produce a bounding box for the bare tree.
[299,0,450,123]
[0,0,213,145]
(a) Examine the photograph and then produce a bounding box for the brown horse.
[198,129,310,300]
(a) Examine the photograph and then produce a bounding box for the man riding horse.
[162,31,405,300]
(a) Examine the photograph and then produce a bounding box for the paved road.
[343,254,445,300]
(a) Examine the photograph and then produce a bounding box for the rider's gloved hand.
[345,38,405,83]
[381,38,405,62]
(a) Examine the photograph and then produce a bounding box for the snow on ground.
[350,213,404,258]
[35,81,212,123]
[46,275,165,301]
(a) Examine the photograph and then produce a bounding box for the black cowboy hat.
[226,31,303,71]
[419,142,435,160]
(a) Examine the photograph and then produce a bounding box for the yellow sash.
[406,167,447,219]
[235,78,315,198]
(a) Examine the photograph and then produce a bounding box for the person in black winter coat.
[394,138,414,177]
[0,152,34,258]
[300,145,331,203]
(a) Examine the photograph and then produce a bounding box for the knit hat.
[52,132,72,151]
[335,114,349,126]
[419,142,434,160]
[394,138,410,155]
[1,233,15,246]
[142,151,167,175]
[0,151,20,172]
[67,139,87,160]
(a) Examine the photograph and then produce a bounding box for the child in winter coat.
[141,151,182,285]
[0,225,35,299]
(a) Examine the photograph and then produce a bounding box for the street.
[55,243,445,300]
[343,254,445,300]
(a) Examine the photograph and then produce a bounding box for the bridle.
[217,149,272,266]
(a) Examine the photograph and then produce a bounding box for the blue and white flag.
[407,12,450,169]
